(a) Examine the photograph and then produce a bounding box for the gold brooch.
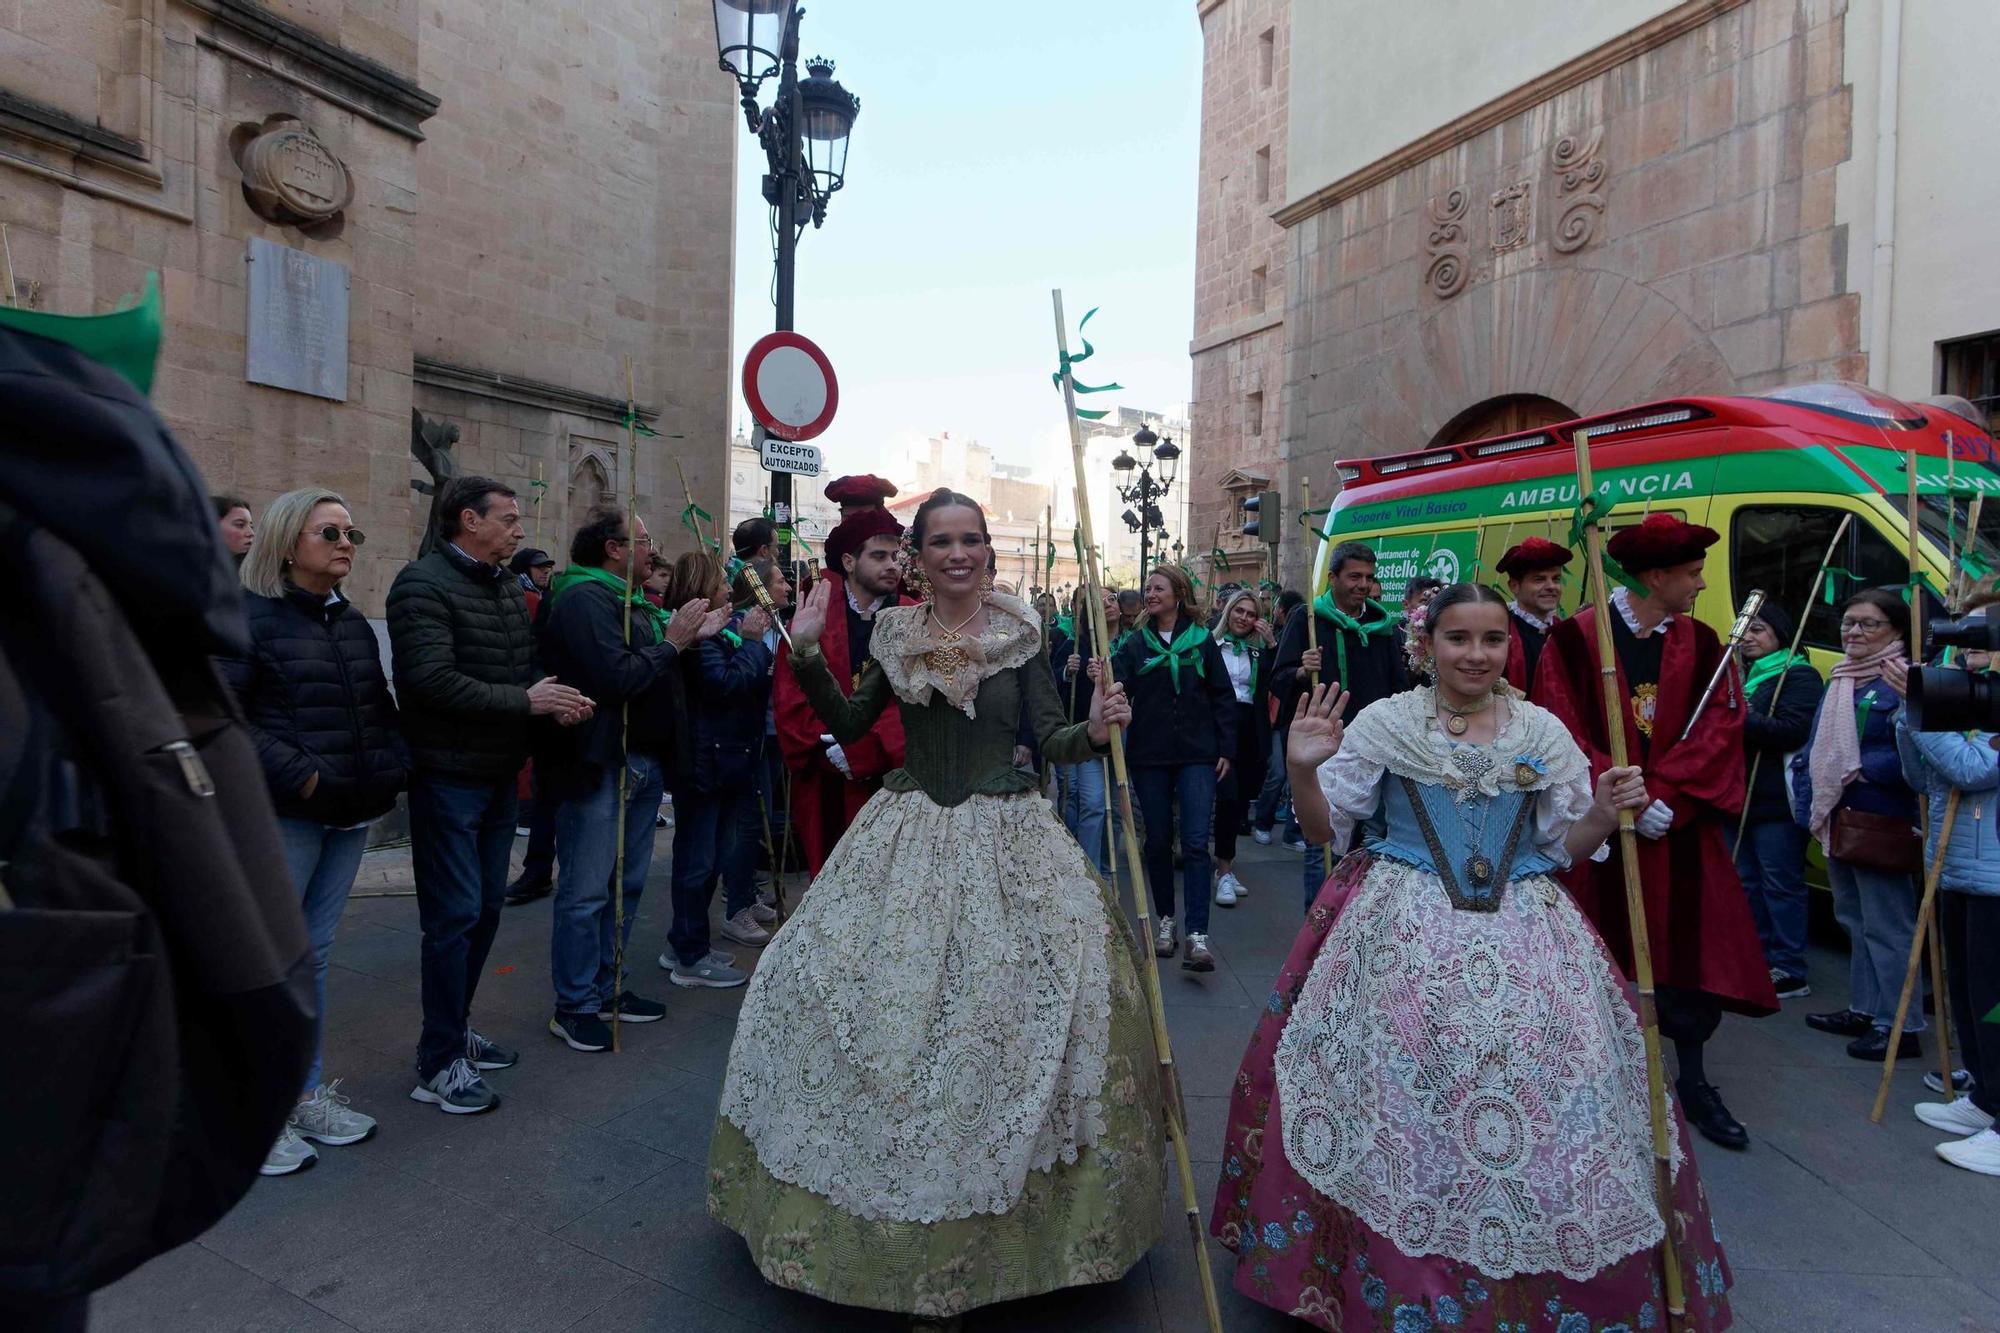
[1514,761,1540,788]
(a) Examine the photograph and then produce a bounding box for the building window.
[1939,331,2000,434]
[1246,390,1265,437]
[1251,265,1268,310]
[1258,27,1276,88]
[1254,146,1271,203]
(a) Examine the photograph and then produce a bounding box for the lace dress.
[708,594,1164,1319]
[1210,688,1736,1333]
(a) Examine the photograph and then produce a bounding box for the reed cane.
[1872,790,1961,1122]
[609,357,642,1050]
[1300,478,1336,883]
[1052,290,1224,1333]
[1904,445,1956,1091]
[1573,426,1687,1324]
[1733,515,1852,854]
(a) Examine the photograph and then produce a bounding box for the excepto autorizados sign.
[759,435,823,477]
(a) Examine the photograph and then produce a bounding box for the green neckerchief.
[1309,593,1399,685]
[1138,622,1209,692]
[1055,613,1075,641]
[547,564,667,639]
[1741,649,1799,701]
[1221,631,1260,696]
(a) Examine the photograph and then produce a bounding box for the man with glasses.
[388,476,594,1113]
[1533,514,1779,1151]
[535,508,721,1053]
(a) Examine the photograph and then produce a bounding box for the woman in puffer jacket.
[222,487,407,1176]
[1892,644,2000,1178]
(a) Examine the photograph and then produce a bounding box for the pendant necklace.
[924,601,984,691]
[1437,689,1497,736]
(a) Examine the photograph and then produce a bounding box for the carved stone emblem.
[1491,181,1532,253]
[230,115,354,228]
[1423,187,1471,300]
[1549,129,1607,255]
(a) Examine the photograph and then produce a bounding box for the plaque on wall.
[246,236,350,401]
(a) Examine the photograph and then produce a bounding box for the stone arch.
[568,451,612,527]
[1350,266,1733,457]
[1430,393,1578,446]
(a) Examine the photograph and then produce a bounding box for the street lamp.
[1111,424,1181,577]
[712,0,860,567]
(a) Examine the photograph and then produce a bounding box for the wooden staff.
[1301,477,1335,882]
[1903,445,1957,1094]
[673,453,711,553]
[610,357,642,1050]
[1734,514,1852,853]
[1573,425,1687,1324]
[532,458,545,546]
[1051,290,1223,1333]
[0,224,16,307]
[742,563,794,651]
[1873,790,1961,1122]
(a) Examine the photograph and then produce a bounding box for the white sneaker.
[1154,915,1176,958]
[720,907,771,946]
[260,1124,318,1176]
[750,901,779,925]
[1214,874,1239,908]
[1915,1096,1996,1136]
[291,1078,377,1146]
[1936,1127,2000,1176]
[1251,827,1273,846]
[1229,871,1248,897]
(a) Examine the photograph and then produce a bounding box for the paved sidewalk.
[97,829,2000,1332]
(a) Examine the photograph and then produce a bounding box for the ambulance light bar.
[1469,433,1552,459]
[1375,450,1461,476]
[1582,408,1698,438]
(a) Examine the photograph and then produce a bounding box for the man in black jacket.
[1733,599,1823,999]
[537,509,718,1053]
[388,476,593,1114]
[1269,540,1408,908]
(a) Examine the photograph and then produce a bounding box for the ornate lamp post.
[712,0,860,566]
[1112,425,1181,578]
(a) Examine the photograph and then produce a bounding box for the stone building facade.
[1195,0,2000,589]
[1189,0,1289,591]
[0,0,736,610]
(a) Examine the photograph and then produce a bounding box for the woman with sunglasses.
[223,489,407,1176]
[1792,588,1925,1059]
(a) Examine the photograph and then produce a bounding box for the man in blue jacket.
[537,509,720,1054]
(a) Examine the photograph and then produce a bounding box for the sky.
[727,1,1202,491]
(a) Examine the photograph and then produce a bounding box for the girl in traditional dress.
[1212,582,1737,1332]
[708,488,1164,1329]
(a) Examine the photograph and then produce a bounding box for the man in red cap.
[1531,513,1777,1151]
[771,475,915,875]
[1495,536,1572,691]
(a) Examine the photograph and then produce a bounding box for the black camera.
[1906,614,2000,732]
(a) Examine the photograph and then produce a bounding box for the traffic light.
[1241,489,1282,546]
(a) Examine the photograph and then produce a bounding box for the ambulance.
[1313,382,2000,672]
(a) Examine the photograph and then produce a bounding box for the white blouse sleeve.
[1316,747,1386,853]
[1532,766,1608,867]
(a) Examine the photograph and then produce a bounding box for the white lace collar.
[1611,586,1674,637]
[870,593,1043,718]
[1509,601,1558,632]
[1341,685,1588,800]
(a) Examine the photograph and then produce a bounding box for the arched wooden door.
[1430,394,1577,446]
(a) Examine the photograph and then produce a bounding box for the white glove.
[1636,799,1674,840]
[820,735,852,779]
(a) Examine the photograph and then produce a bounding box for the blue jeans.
[1055,760,1109,876]
[1303,841,1331,913]
[1734,818,1810,978]
[667,785,761,966]
[552,755,664,1014]
[276,817,371,1092]
[409,773,518,1078]
[1255,731,1301,842]
[1131,763,1216,936]
[1827,854,1924,1031]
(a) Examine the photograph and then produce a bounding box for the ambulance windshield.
[1756,382,1928,430]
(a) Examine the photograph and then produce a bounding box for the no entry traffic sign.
[742,331,838,442]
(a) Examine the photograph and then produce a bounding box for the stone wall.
[1189,0,1289,590]
[1276,0,1856,587]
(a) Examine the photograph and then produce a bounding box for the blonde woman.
[223,489,407,1175]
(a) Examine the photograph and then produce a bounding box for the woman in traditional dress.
[1212,582,1737,1332]
[708,488,1164,1328]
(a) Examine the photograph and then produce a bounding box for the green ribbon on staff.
[528,477,549,493]
[1963,549,1994,582]
[621,407,660,438]
[681,501,721,554]
[1297,506,1331,532]
[1567,496,1648,595]
[1051,306,1123,421]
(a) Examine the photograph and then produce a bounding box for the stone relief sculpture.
[1424,187,1471,299]
[410,407,461,559]
[1550,128,1608,254]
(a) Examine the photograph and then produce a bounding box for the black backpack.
[0,327,313,1304]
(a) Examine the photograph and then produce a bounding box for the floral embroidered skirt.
[708,789,1164,1318]
[1211,852,1735,1333]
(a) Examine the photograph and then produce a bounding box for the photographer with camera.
[1892,630,2000,1176]
[1793,589,1925,1060]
